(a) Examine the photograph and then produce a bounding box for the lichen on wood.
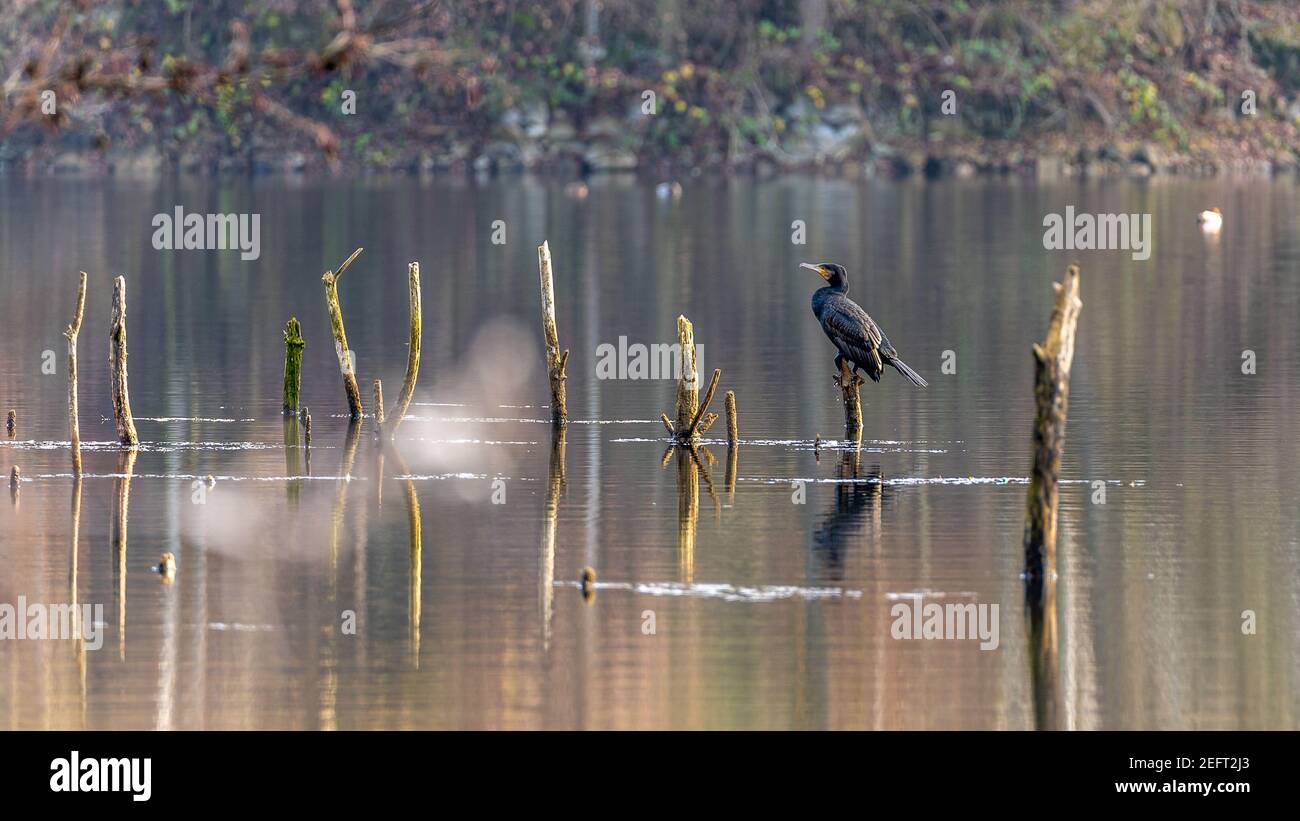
[282,316,305,415]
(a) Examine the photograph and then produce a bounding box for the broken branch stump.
[1023,264,1083,586]
[282,317,305,415]
[322,247,364,420]
[537,241,568,427]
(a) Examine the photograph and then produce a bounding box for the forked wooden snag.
[661,316,722,445]
[1023,264,1082,585]
[109,275,138,447]
[322,247,365,419]
[537,241,568,428]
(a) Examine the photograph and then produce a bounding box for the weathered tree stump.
[1023,264,1082,587]
[660,315,721,445]
[282,317,305,416]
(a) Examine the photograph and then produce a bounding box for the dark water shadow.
[811,447,890,579]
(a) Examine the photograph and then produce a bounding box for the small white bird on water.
[1198,207,1222,233]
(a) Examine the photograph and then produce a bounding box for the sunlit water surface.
[1,175,1297,729]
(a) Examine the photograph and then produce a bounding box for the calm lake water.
[1,175,1297,729]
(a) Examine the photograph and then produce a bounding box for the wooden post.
[537,241,569,427]
[322,247,364,419]
[1023,264,1082,586]
[109,275,139,447]
[674,315,698,432]
[65,272,87,473]
[387,262,422,438]
[725,390,738,445]
[373,379,386,430]
[282,317,305,415]
[836,359,863,441]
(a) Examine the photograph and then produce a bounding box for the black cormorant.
[803,262,928,388]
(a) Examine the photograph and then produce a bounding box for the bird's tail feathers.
[891,357,928,388]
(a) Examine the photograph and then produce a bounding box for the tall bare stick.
[65,272,87,473]
[387,262,422,438]
[537,241,568,427]
[109,275,138,447]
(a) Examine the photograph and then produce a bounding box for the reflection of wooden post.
[65,272,87,474]
[283,416,303,502]
[387,263,422,439]
[1027,575,1060,730]
[537,242,569,428]
[109,276,139,447]
[1023,265,1082,584]
[282,317,305,415]
[322,247,364,420]
[112,449,137,660]
[676,448,699,583]
[541,428,565,649]
[388,448,422,667]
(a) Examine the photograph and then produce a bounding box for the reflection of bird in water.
[580,566,597,603]
[811,453,889,578]
[1198,207,1222,232]
[802,263,928,388]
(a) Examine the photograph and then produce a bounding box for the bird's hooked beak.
[800,262,831,281]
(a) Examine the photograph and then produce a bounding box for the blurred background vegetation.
[2,0,1298,175]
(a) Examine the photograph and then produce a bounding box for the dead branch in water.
[322,247,365,420]
[660,316,723,446]
[386,262,422,439]
[282,317,305,416]
[65,272,87,473]
[537,242,569,427]
[109,276,138,447]
[1023,264,1082,589]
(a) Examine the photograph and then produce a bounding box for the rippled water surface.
[1,175,1297,729]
